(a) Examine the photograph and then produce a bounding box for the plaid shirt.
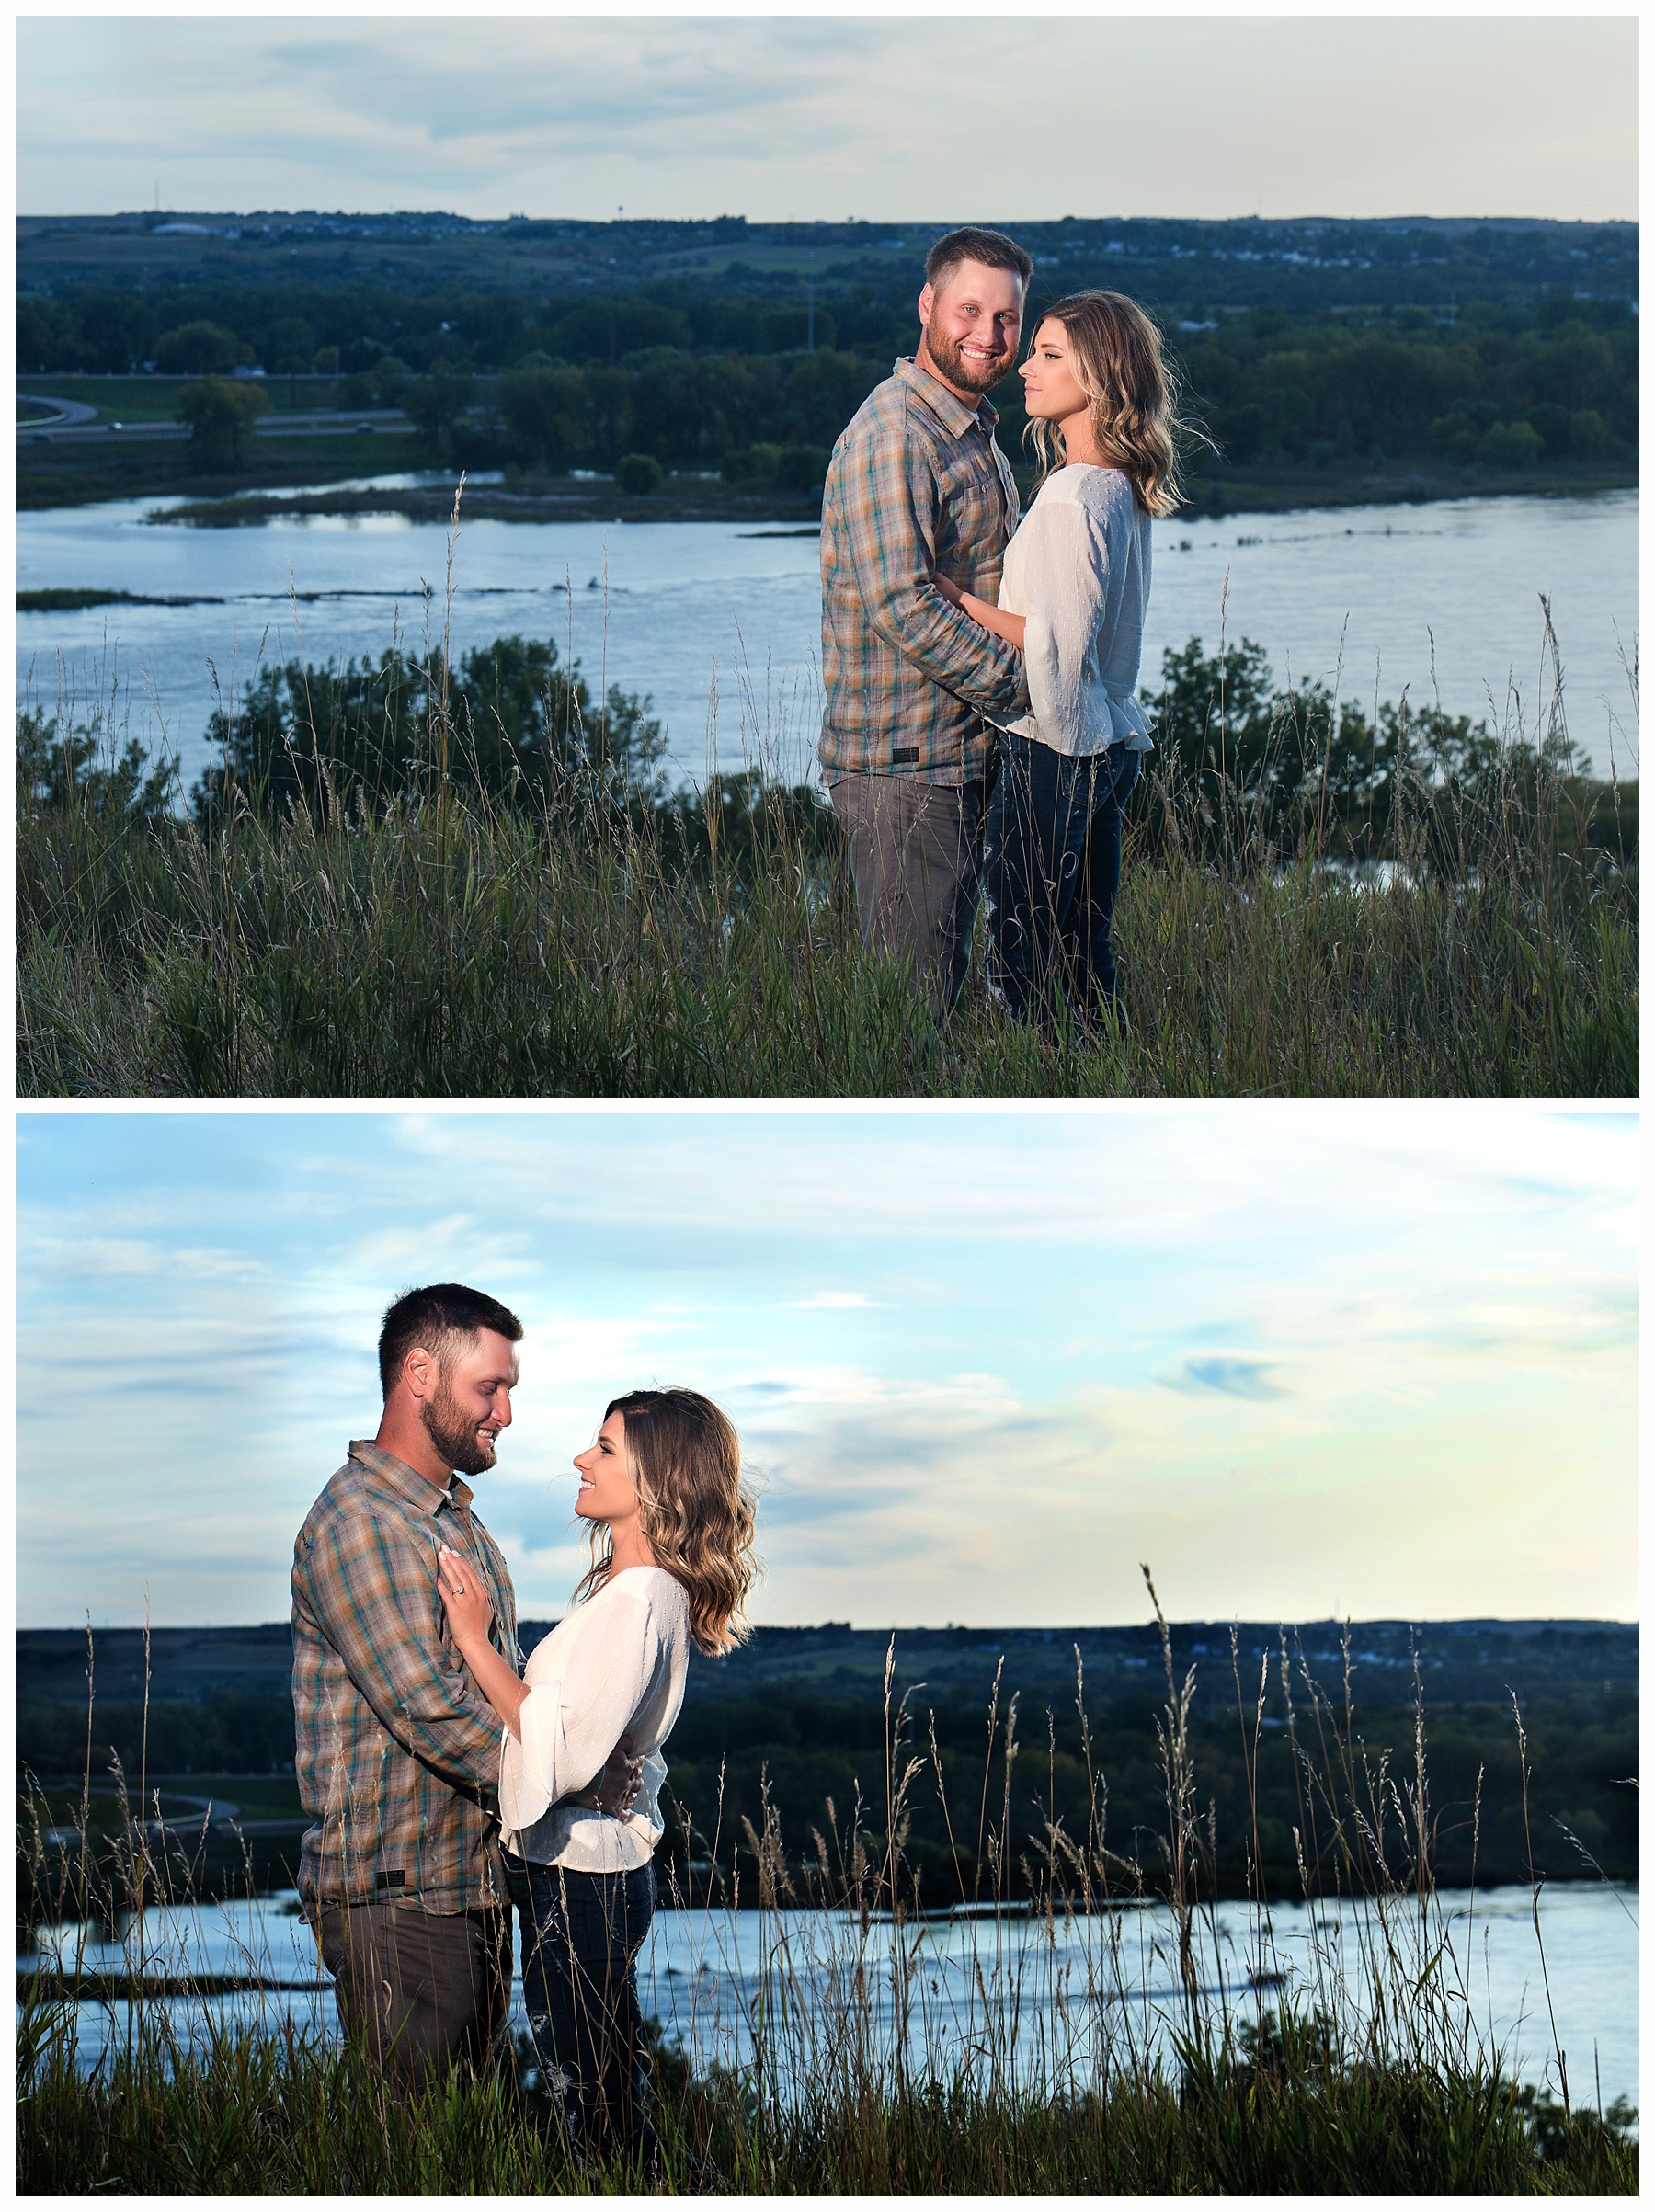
[291,1441,519,1915]
[819,356,1029,786]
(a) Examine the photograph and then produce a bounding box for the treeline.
[18,1693,294,1778]
[1167,295,1636,470]
[16,280,910,380]
[18,628,1634,881]
[19,288,1638,480]
[15,1678,1636,1900]
[661,1682,1638,1899]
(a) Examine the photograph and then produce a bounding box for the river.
[22,1881,1638,2116]
[16,481,1638,791]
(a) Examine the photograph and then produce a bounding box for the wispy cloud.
[1161,1356,1289,1402]
[16,1109,1638,1628]
[16,18,1635,223]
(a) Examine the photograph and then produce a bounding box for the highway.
[18,398,416,447]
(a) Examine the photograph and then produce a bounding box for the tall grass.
[16,515,1637,1095]
[17,742,1638,1099]
[16,1584,1638,2194]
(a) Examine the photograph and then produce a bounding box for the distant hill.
[17,1614,1637,1713]
[17,1618,1636,1898]
[16,211,1638,314]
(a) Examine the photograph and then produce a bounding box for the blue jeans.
[504,1851,659,2172]
[984,735,1143,1031]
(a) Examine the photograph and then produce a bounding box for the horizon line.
[17,209,1639,232]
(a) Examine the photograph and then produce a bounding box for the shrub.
[775,444,830,493]
[720,443,783,483]
[15,621,1638,1100]
[615,451,665,496]
[188,633,665,829]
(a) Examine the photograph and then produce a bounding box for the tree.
[74,290,159,373]
[1478,420,1543,469]
[264,315,315,373]
[775,349,876,447]
[154,320,244,374]
[407,366,477,457]
[371,355,414,407]
[176,376,271,466]
[499,360,592,468]
[549,299,691,362]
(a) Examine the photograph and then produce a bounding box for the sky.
[15,1105,1638,1633]
[16,15,1638,224]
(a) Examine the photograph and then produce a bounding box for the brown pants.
[315,1899,511,2092]
[830,771,990,1012]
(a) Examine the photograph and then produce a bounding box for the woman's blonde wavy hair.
[573,1388,759,1657]
[1025,290,1191,518]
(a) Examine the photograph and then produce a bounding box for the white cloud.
[16,1108,1637,1627]
[21,1233,270,1283]
[17,18,1636,222]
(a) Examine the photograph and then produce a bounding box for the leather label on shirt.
[375,1868,406,1888]
[892,747,919,765]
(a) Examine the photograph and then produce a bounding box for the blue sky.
[17,17,1636,223]
[16,1106,1638,1632]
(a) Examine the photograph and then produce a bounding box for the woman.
[937,290,1188,1033]
[436,1387,758,2174]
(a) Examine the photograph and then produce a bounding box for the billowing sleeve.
[1018,499,1109,748]
[499,1593,663,1833]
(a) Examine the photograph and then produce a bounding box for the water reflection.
[20,1882,1637,2115]
[15,487,1638,788]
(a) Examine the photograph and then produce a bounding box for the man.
[819,225,1034,1009]
[291,1282,633,2091]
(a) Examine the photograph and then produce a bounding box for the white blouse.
[499,1566,691,1876]
[993,462,1155,758]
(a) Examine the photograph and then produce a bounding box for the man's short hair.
[378,1283,524,1397]
[925,226,1034,294]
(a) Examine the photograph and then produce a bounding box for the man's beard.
[923,323,1014,396]
[422,1383,496,1477]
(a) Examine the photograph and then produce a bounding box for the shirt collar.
[894,354,999,438]
[348,1438,472,1520]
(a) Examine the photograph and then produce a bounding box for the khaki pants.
[315,1899,511,2092]
[830,771,990,1012]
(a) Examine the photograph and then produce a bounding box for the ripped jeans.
[503,1851,660,2172]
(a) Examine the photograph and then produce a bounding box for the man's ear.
[917,281,935,331]
[402,1344,437,1403]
